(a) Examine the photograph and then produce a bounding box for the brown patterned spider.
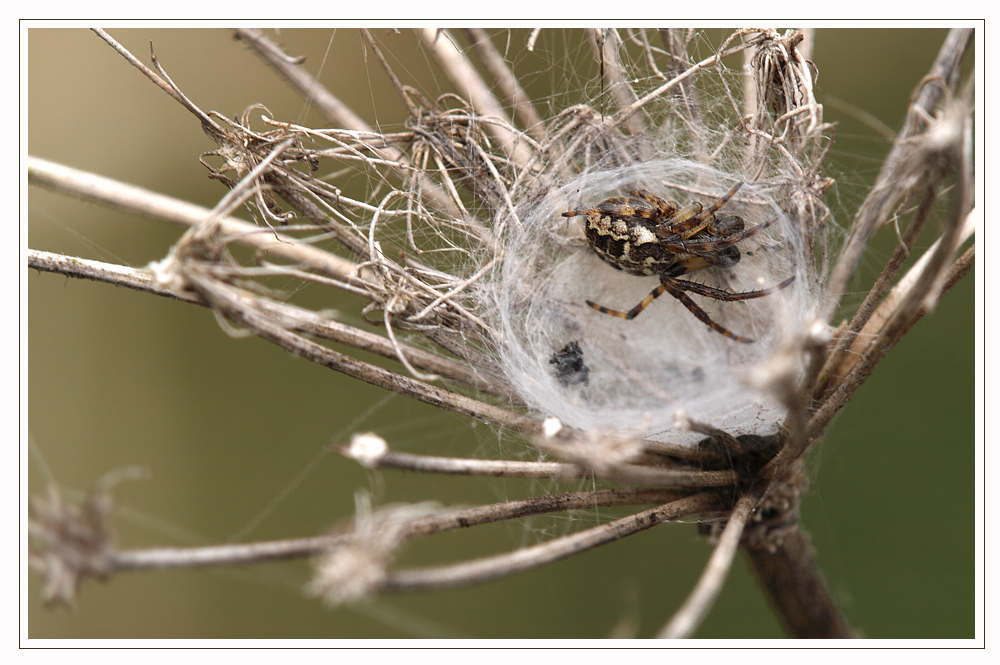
[562,182,794,344]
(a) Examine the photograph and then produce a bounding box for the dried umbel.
[28,27,975,638]
[492,159,815,443]
[339,27,832,449]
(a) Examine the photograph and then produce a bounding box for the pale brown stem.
[382,494,721,592]
[659,492,759,638]
[110,487,690,572]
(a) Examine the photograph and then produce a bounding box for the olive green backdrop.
[27,27,975,640]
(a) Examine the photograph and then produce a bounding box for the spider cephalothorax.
[562,182,794,343]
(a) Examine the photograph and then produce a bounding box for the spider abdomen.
[583,211,680,276]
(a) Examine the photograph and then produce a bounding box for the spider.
[561,182,794,344]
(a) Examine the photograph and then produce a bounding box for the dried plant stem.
[382,493,721,592]
[845,206,973,355]
[862,207,973,342]
[113,535,344,571]
[234,28,461,220]
[349,448,583,478]
[612,32,765,130]
[821,27,972,321]
[181,271,538,433]
[416,28,533,169]
[345,445,736,488]
[110,487,687,572]
[868,240,973,349]
[934,242,975,308]
[809,207,974,442]
[588,28,646,139]
[29,249,200,304]
[28,157,360,283]
[91,29,224,138]
[27,249,501,397]
[762,325,830,489]
[403,487,691,538]
[742,525,855,638]
[462,28,546,143]
[819,184,938,387]
[658,492,758,638]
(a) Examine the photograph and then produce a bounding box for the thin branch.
[234,28,461,219]
[821,28,972,321]
[611,31,764,131]
[656,28,707,162]
[344,446,580,478]
[341,443,736,488]
[108,487,689,572]
[91,29,225,139]
[762,321,831,486]
[828,203,975,391]
[462,28,547,143]
[29,249,200,303]
[381,493,721,592]
[182,270,540,434]
[112,535,343,571]
[808,204,975,443]
[28,157,361,283]
[796,27,815,63]
[587,29,646,139]
[416,28,534,169]
[817,183,938,395]
[359,29,420,119]
[234,28,381,136]
[27,249,503,397]
[658,492,759,638]
[602,465,736,490]
[880,241,974,344]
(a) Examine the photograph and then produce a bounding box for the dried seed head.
[306,492,439,607]
[489,159,817,446]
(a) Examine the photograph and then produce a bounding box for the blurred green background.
[27,28,975,639]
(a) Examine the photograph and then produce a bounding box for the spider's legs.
[653,202,706,238]
[653,182,744,241]
[670,275,796,302]
[691,181,743,227]
[586,274,794,343]
[586,284,668,321]
[658,212,779,255]
[662,282,754,343]
[584,280,756,343]
[628,190,678,217]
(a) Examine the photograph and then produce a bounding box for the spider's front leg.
[628,190,678,219]
[657,212,779,255]
[652,182,745,241]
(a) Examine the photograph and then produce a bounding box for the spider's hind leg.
[671,275,796,302]
[660,273,797,343]
[586,284,668,320]
[662,280,755,344]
